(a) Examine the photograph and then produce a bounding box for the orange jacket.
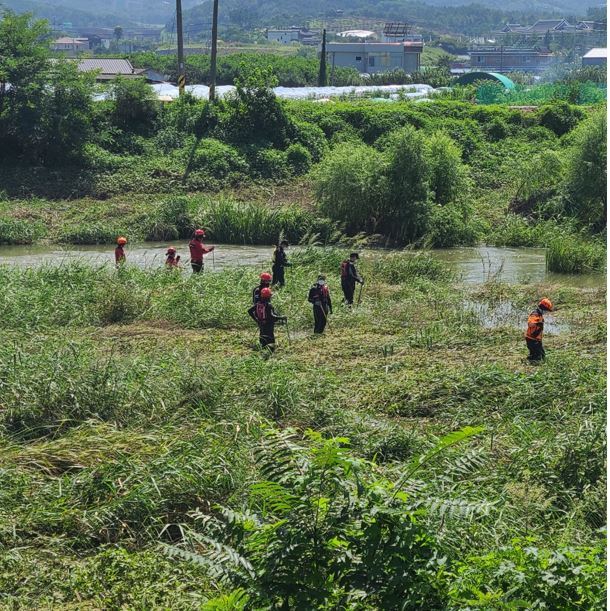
[525,308,544,341]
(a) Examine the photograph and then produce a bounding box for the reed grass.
[546,236,606,274]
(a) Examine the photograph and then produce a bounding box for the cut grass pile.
[0,248,605,607]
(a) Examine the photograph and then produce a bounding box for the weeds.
[546,235,606,274]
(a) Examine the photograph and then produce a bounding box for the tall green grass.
[546,236,606,274]
[0,218,46,244]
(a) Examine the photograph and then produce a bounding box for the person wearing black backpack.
[247,287,287,350]
[308,275,332,334]
[340,252,363,306]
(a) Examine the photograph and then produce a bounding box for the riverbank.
[0,249,605,607]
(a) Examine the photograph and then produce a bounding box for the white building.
[582,47,607,66]
[325,41,423,74]
[51,37,89,55]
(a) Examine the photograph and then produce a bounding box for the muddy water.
[0,242,274,271]
[0,243,605,288]
[463,299,568,335]
[431,246,605,288]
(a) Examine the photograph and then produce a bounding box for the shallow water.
[0,242,274,271]
[431,246,605,288]
[463,299,569,335]
[0,243,604,288]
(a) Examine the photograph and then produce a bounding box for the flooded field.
[0,243,605,288]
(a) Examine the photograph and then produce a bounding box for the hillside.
[180,0,596,37]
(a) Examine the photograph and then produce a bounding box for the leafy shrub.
[167,429,444,610]
[0,218,46,244]
[292,120,328,161]
[425,204,479,248]
[484,117,509,141]
[153,126,186,153]
[250,148,290,180]
[314,143,387,235]
[562,109,606,231]
[536,101,584,136]
[425,131,469,205]
[189,139,249,179]
[445,539,606,610]
[109,78,160,136]
[286,143,312,175]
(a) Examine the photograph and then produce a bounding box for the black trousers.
[341,279,356,305]
[260,324,276,350]
[191,261,203,273]
[272,265,285,287]
[526,338,545,361]
[313,305,328,334]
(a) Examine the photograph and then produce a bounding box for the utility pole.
[209,0,219,101]
[176,0,186,95]
[318,29,327,86]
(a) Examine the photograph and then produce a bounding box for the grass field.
[0,248,605,608]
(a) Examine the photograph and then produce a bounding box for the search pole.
[209,0,219,101]
[176,0,186,95]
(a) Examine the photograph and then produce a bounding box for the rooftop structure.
[76,58,146,81]
[582,47,607,66]
[469,47,554,73]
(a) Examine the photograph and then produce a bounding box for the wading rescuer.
[165,247,180,269]
[253,272,272,304]
[272,240,290,287]
[189,229,215,274]
[340,252,364,305]
[525,298,553,362]
[308,275,332,334]
[115,236,127,267]
[248,287,287,351]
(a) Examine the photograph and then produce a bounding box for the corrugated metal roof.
[583,48,607,59]
[77,59,135,75]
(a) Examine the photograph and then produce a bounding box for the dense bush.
[546,235,606,274]
[188,139,249,179]
[424,131,469,205]
[536,101,585,136]
[425,203,479,248]
[109,78,160,136]
[562,110,606,231]
[285,143,312,175]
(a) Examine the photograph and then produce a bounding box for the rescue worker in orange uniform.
[247,287,286,351]
[165,246,180,269]
[189,229,215,274]
[253,272,272,304]
[525,298,553,361]
[115,236,127,267]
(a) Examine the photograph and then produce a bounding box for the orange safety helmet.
[260,272,272,282]
[260,287,272,300]
[117,236,127,245]
[194,229,205,237]
[539,298,553,311]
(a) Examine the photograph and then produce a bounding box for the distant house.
[325,41,423,74]
[266,27,320,46]
[52,37,89,55]
[76,58,146,81]
[468,47,554,73]
[582,47,607,66]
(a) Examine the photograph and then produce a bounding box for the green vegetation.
[0,13,605,260]
[0,250,605,606]
[0,11,606,607]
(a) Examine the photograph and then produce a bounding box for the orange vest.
[525,309,544,341]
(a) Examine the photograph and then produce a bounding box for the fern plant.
[165,426,484,609]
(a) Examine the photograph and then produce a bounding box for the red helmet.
[260,272,272,282]
[166,247,176,255]
[539,298,553,311]
[194,229,205,237]
[117,236,127,245]
[260,287,272,300]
